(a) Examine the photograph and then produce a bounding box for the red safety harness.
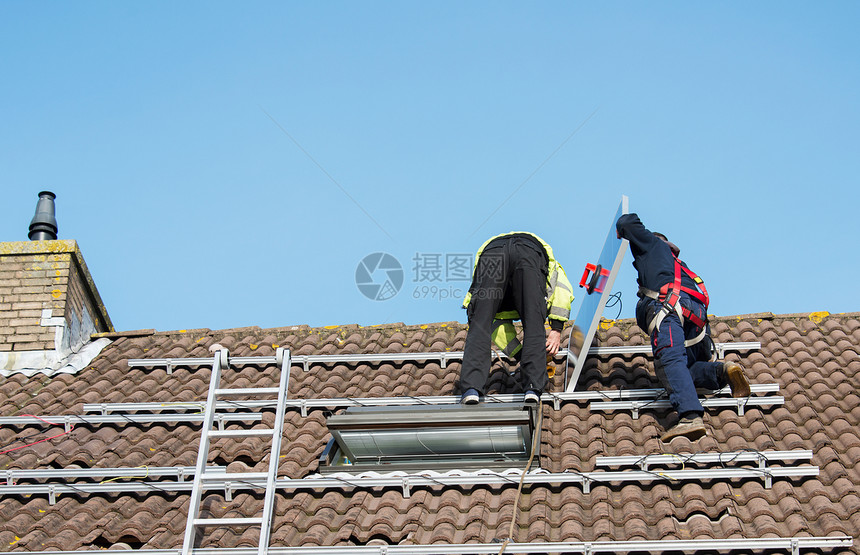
[640,257,710,347]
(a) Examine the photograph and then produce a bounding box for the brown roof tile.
[1,313,859,552]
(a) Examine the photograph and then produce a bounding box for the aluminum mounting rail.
[0,536,851,555]
[128,353,471,374]
[0,463,819,504]
[83,383,780,417]
[127,341,761,374]
[1,465,226,486]
[591,395,784,418]
[289,465,820,495]
[588,341,761,360]
[595,450,814,471]
[0,412,262,433]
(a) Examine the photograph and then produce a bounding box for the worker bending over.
[616,213,750,442]
[459,232,574,404]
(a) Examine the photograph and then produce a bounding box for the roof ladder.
[181,347,290,555]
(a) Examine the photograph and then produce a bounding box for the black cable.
[605,291,623,320]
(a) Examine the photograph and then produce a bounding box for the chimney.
[0,192,114,376]
[28,191,58,241]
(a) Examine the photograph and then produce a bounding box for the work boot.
[661,415,707,442]
[724,362,751,398]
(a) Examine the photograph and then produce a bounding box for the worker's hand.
[546,329,561,356]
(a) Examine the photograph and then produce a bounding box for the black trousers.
[460,235,549,394]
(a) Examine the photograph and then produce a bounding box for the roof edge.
[91,311,860,339]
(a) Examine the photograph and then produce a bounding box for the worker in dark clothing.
[616,213,751,441]
[460,232,574,404]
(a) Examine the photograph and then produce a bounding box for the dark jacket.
[616,213,698,294]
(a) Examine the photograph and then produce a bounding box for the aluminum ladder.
[181,347,290,555]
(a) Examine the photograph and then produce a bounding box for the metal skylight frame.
[0,536,852,555]
[318,403,539,474]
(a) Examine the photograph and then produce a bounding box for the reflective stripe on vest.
[549,305,570,319]
[492,319,522,357]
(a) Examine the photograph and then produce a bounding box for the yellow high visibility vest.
[462,232,574,356]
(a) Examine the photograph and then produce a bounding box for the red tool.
[579,263,610,295]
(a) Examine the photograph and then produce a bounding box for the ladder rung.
[193,517,264,527]
[214,387,280,396]
[207,429,275,438]
[200,472,269,482]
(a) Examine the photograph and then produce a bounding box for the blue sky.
[1,2,858,332]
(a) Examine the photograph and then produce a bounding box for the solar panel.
[564,195,629,392]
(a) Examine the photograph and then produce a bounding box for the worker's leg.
[460,244,508,394]
[687,341,724,390]
[682,302,724,390]
[509,238,549,393]
[651,311,704,417]
[686,320,750,397]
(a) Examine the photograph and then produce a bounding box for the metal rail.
[0,413,262,432]
[0,536,851,555]
[591,396,784,418]
[127,342,761,374]
[589,341,762,360]
[82,383,780,417]
[1,466,225,485]
[595,450,814,470]
[0,463,818,503]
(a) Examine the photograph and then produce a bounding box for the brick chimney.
[0,195,114,376]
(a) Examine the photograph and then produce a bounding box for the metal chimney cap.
[29,190,58,241]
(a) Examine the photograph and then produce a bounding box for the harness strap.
[641,294,707,348]
[650,301,683,335]
[660,260,709,308]
[641,257,710,335]
[684,326,708,348]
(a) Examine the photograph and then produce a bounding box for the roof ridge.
[88,311,860,340]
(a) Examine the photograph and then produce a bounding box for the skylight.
[318,403,540,474]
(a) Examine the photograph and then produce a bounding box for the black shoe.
[461,388,480,405]
[523,390,541,404]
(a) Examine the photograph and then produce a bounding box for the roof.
[0,312,858,552]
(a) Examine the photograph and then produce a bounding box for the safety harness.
[639,257,710,347]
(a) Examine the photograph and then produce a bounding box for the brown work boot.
[725,362,751,398]
[661,415,707,442]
